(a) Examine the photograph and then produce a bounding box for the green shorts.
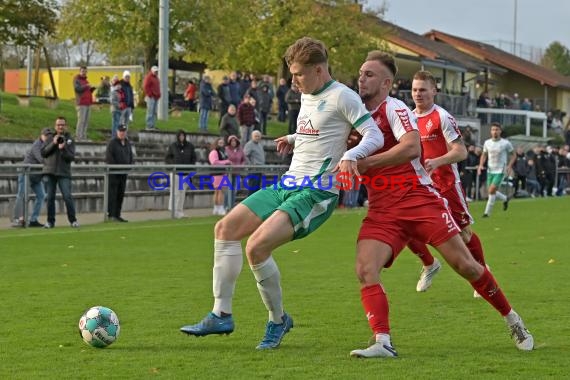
[241,185,338,240]
[487,173,504,187]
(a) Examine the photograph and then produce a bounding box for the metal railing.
[1,163,289,225]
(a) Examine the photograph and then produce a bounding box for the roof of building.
[425,30,570,89]
[378,19,504,74]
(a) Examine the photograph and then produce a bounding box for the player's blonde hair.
[365,51,398,77]
[413,70,437,88]
[285,37,328,67]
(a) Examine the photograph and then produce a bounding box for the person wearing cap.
[73,66,95,141]
[165,130,196,218]
[143,65,161,130]
[119,70,135,129]
[105,124,134,222]
[11,127,50,227]
[41,116,79,228]
[199,75,215,131]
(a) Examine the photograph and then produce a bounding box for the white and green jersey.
[286,80,376,193]
[483,138,514,174]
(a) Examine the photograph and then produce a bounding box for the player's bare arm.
[477,151,488,176]
[424,138,467,175]
[357,131,421,173]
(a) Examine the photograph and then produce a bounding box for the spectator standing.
[237,95,256,144]
[513,146,529,194]
[109,75,123,138]
[285,83,301,134]
[276,78,289,122]
[96,76,111,104]
[217,76,232,123]
[105,125,134,222]
[11,128,50,227]
[463,144,479,200]
[119,71,135,129]
[143,66,161,130]
[225,135,245,210]
[219,104,239,143]
[73,66,95,141]
[258,85,272,135]
[243,130,266,195]
[165,130,196,219]
[199,76,215,132]
[209,138,231,215]
[526,158,541,197]
[41,117,79,228]
[536,146,556,196]
[184,79,197,112]
[229,71,242,106]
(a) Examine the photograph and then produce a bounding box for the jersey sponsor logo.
[395,109,414,132]
[297,119,319,136]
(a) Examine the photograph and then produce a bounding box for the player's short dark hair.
[413,70,437,88]
[285,37,328,67]
[365,51,398,77]
[491,122,502,129]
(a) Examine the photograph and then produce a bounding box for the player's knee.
[355,262,378,285]
[460,228,472,244]
[214,218,232,240]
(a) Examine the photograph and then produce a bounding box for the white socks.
[250,256,283,324]
[484,194,496,215]
[212,240,243,316]
[375,333,392,345]
[495,191,507,201]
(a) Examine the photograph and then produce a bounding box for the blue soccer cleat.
[180,312,234,336]
[256,313,294,350]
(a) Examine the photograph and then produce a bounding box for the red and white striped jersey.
[415,104,462,193]
[364,96,431,207]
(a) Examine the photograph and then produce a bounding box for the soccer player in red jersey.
[349,51,533,358]
[406,71,487,295]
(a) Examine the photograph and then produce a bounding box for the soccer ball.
[78,306,120,348]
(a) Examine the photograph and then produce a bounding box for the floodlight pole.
[157,0,169,121]
[513,0,518,55]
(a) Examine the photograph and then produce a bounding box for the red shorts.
[439,184,473,230]
[358,186,460,268]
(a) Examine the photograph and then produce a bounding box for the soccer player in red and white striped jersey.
[407,71,487,294]
[349,52,533,358]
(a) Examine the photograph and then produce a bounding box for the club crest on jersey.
[297,119,319,136]
[425,118,434,132]
[395,109,414,131]
[317,99,327,111]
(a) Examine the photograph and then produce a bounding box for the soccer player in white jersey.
[478,123,516,217]
[180,37,384,350]
[406,71,488,294]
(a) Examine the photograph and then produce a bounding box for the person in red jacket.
[73,66,95,141]
[143,66,161,130]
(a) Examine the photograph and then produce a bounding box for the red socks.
[466,233,486,266]
[360,284,390,334]
[407,239,435,266]
[470,267,511,316]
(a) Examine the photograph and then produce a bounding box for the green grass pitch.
[1,198,569,379]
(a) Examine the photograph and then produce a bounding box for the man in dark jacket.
[41,116,79,228]
[12,127,50,227]
[165,130,196,218]
[106,124,134,222]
